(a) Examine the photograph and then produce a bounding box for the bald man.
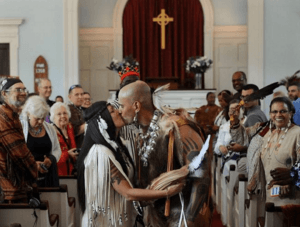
[118,81,211,227]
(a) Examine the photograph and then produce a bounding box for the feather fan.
[152,83,173,114]
[244,70,300,102]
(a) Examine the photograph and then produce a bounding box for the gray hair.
[37,78,51,88]
[21,96,50,119]
[50,102,71,122]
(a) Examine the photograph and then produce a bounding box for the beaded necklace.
[138,110,162,167]
[29,124,43,136]
[264,121,291,163]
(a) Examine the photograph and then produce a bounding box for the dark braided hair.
[77,101,134,213]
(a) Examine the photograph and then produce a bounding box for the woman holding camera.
[21,96,61,187]
[50,102,78,176]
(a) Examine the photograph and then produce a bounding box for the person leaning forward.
[0,78,38,202]
[118,81,212,227]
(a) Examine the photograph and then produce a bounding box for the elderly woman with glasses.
[50,102,78,176]
[20,96,61,187]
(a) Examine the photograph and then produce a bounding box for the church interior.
[1,0,300,227]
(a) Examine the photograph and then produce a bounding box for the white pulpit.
[108,89,218,110]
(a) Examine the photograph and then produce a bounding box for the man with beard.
[0,78,38,202]
[232,71,247,100]
[118,81,211,227]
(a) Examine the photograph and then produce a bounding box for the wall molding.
[113,0,215,89]
[63,0,79,99]
[214,25,248,38]
[79,28,114,41]
[0,18,24,76]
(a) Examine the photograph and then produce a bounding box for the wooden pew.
[0,201,58,227]
[39,184,75,227]
[233,174,248,227]
[265,203,284,227]
[59,175,80,227]
[215,155,222,213]
[244,190,265,227]
[226,165,239,227]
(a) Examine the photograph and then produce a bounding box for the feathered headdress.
[244,70,300,102]
[107,56,140,82]
[280,70,300,89]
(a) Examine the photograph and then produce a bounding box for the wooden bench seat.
[39,184,75,227]
[59,175,80,227]
[0,201,58,227]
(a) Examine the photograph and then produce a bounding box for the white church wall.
[211,0,247,26]
[79,0,118,28]
[79,0,248,28]
[263,0,300,114]
[0,0,64,100]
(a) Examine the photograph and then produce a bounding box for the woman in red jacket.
[50,102,78,175]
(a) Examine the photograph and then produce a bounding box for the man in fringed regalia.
[118,81,213,227]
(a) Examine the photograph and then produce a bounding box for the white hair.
[37,78,51,88]
[50,102,71,122]
[21,96,50,119]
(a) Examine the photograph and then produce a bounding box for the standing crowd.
[1,64,300,226]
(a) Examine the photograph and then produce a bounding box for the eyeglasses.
[232,79,243,83]
[240,95,250,100]
[270,110,289,115]
[84,98,92,102]
[6,88,28,93]
[69,84,82,94]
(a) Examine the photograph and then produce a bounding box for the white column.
[63,0,79,98]
[247,0,264,88]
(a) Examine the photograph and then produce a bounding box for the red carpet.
[211,209,226,227]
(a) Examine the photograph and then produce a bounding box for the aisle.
[211,209,226,227]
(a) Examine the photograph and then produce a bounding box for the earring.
[133,111,139,128]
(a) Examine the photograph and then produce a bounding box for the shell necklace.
[138,110,161,167]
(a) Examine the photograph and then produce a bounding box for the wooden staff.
[165,129,175,216]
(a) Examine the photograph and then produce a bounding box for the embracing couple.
[77,81,212,227]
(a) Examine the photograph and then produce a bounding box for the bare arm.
[110,161,184,201]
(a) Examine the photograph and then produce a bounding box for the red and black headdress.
[107,56,140,82]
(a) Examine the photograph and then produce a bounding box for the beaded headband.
[107,56,140,82]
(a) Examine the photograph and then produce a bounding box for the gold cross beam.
[153,9,174,50]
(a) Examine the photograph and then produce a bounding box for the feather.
[279,70,300,88]
[244,82,282,102]
[152,83,173,114]
[188,135,211,174]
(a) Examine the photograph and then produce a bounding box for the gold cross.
[153,9,174,50]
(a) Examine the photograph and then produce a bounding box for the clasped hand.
[37,155,52,174]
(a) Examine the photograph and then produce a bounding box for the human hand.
[68,148,79,160]
[36,161,48,174]
[267,168,292,189]
[166,180,186,198]
[212,125,219,132]
[279,185,291,198]
[43,155,52,168]
[226,143,246,153]
[219,145,228,155]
